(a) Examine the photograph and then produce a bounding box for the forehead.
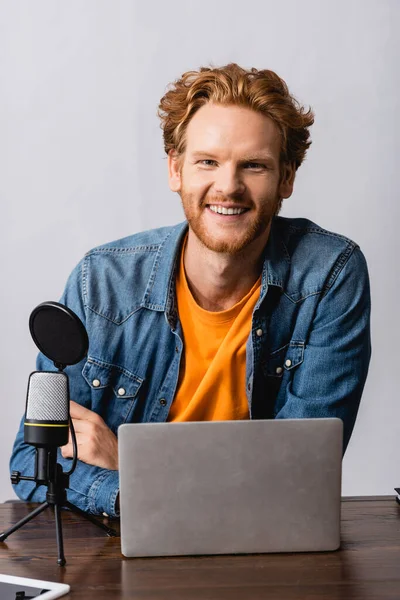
[184,103,281,159]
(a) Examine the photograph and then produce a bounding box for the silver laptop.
[118,418,342,557]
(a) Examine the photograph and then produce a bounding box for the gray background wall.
[1,0,398,502]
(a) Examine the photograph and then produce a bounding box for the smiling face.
[168,102,295,255]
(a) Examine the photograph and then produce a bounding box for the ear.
[278,162,296,199]
[168,149,183,193]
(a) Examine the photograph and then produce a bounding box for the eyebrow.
[191,151,275,163]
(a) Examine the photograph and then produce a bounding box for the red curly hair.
[158,63,314,173]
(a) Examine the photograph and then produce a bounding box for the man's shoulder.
[274,216,358,251]
[272,216,364,299]
[85,222,186,256]
[75,222,187,321]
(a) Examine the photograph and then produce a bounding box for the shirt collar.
[263,217,291,285]
[142,217,291,315]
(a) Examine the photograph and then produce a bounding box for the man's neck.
[183,226,270,312]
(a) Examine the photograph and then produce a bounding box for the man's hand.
[61,401,118,471]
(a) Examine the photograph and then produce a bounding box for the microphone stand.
[0,408,118,566]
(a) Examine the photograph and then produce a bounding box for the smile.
[207,205,249,215]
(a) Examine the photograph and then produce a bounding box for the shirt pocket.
[261,341,304,416]
[262,341,305,378]
[82,357,144,432]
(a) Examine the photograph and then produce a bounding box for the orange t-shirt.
[167,237,262,422]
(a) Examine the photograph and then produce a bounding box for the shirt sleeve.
[275,246,372,454]
[9,259,120,517]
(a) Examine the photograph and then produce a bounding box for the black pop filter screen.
[29,302,88,366]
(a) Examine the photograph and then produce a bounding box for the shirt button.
[118,387,126,396]
[160,398,167,406]
[276,367,283,375]
[256,328,263,337]
[285,359,292,367]
[92,379,101,387]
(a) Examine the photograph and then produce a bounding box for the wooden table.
[0,497,399,599]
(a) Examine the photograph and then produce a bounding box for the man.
[10,63,371,517]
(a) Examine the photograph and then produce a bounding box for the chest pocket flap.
[82,358,143,399]
[263,341,304,377]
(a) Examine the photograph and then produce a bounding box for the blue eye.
[197,160,266,169]
[245,162,265,169]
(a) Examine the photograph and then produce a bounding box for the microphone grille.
[26,371,69,421]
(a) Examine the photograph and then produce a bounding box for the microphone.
[24,371,69,448]
[0,301,117,565]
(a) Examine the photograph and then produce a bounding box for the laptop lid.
[119,418,342,557]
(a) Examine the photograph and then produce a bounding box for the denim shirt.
[10,216,371,516]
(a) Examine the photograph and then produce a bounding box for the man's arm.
[275,246,371,453]
[9,260,120,517]
[10,416,120,516]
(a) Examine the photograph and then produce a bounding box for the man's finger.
[61,443,73,458]
[69,419,97,441]
[69,400,100,422]
[69,417,87,434]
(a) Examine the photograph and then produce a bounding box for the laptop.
[118,418,342,557]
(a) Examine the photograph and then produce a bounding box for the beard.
[179,185,282,256]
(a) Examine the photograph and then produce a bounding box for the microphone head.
[24,371,70,447]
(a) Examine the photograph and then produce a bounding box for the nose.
[213,164,245,197]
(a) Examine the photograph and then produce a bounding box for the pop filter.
[29,301,88,368]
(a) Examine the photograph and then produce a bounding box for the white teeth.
[208,205,247,215]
